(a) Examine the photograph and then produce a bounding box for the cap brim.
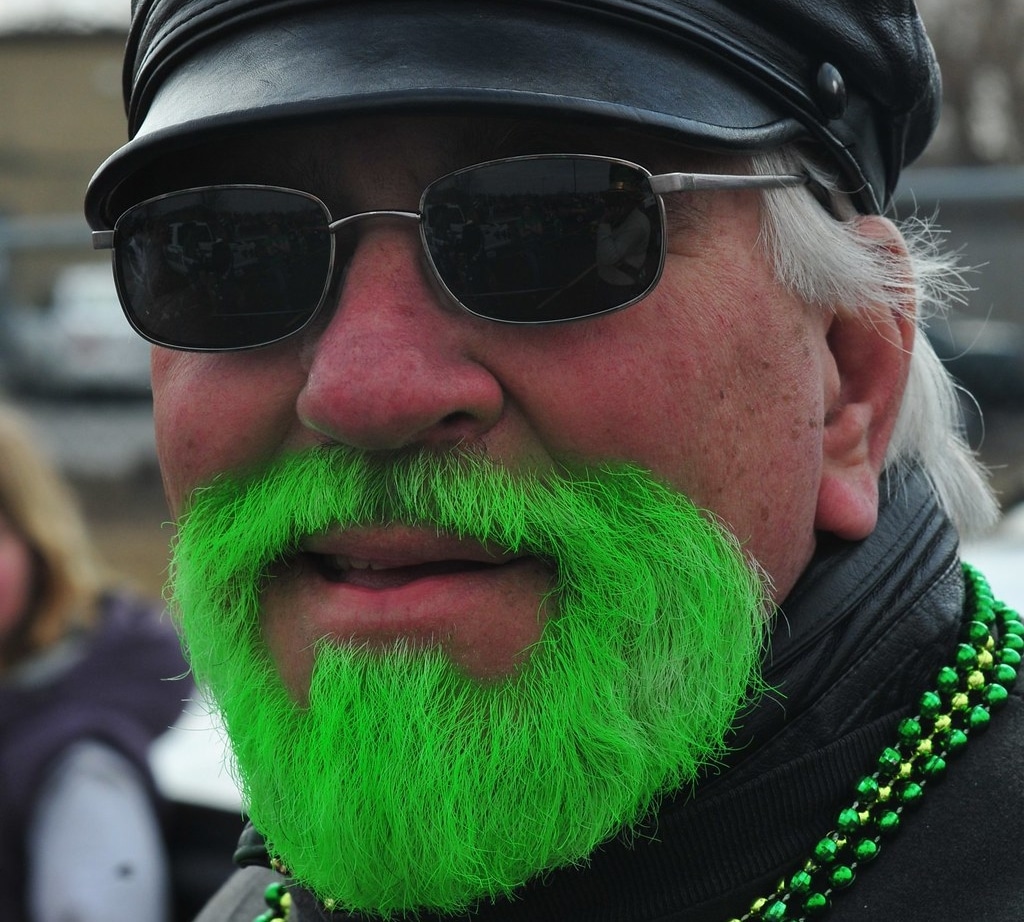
[87,2,810,226]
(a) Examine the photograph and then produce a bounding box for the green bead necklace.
[255,881,292,922]
[254,562,1021,922]
[731,561,1021,922]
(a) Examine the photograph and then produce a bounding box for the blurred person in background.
[0,402,189,922]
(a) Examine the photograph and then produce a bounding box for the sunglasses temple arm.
[92,230,115,250]
[648,173,807,194]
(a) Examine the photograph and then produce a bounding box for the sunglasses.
[92,154,805,352]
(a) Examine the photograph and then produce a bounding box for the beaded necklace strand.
[733,561,1021,921]
[253,562,1021,922]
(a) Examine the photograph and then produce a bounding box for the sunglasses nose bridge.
[325,208,454,313]
[327,210,421,233]
[326,210,424,288]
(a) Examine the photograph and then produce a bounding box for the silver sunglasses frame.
[92,154,806,352]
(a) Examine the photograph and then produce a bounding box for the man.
[86,1,1024,920]
[595,163,652,308]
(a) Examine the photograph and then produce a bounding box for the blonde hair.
[0,404,104,666]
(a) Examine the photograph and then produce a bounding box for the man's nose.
[295,226,504,451]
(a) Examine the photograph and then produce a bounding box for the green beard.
[169,448,766,917]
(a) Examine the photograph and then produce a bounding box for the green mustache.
[172,447,751,632]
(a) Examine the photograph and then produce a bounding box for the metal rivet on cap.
[815,63,848,121]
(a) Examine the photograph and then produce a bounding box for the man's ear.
[815,216,916,541]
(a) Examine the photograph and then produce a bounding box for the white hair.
[751,147,999,538]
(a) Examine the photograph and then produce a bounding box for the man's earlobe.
[814,217,916,541]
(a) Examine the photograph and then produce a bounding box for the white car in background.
[1,262,152,396]
[149,695,245,918]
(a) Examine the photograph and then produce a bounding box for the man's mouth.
[288,526,530,592]
[307,553,504,590]
[260,526,557,686]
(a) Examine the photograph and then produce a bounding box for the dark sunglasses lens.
[423,158,663,322]
[114,188,332,349]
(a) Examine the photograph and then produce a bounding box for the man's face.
[151,114,852,912]
[153,115,833,695]
[602,189,639,225]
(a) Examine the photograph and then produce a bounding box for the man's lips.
[262,525,555,687]
[294,526,526,591]
[310,556,502,590]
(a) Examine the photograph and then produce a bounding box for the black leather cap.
[85,0,941,224]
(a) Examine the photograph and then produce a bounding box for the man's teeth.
[325,553,413,569]
[328,556,387,571]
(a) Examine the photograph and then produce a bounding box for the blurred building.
[0,6,128,308]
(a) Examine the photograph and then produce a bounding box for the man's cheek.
[153,358,298,514]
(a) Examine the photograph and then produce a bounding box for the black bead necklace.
[253,563,1021,922]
